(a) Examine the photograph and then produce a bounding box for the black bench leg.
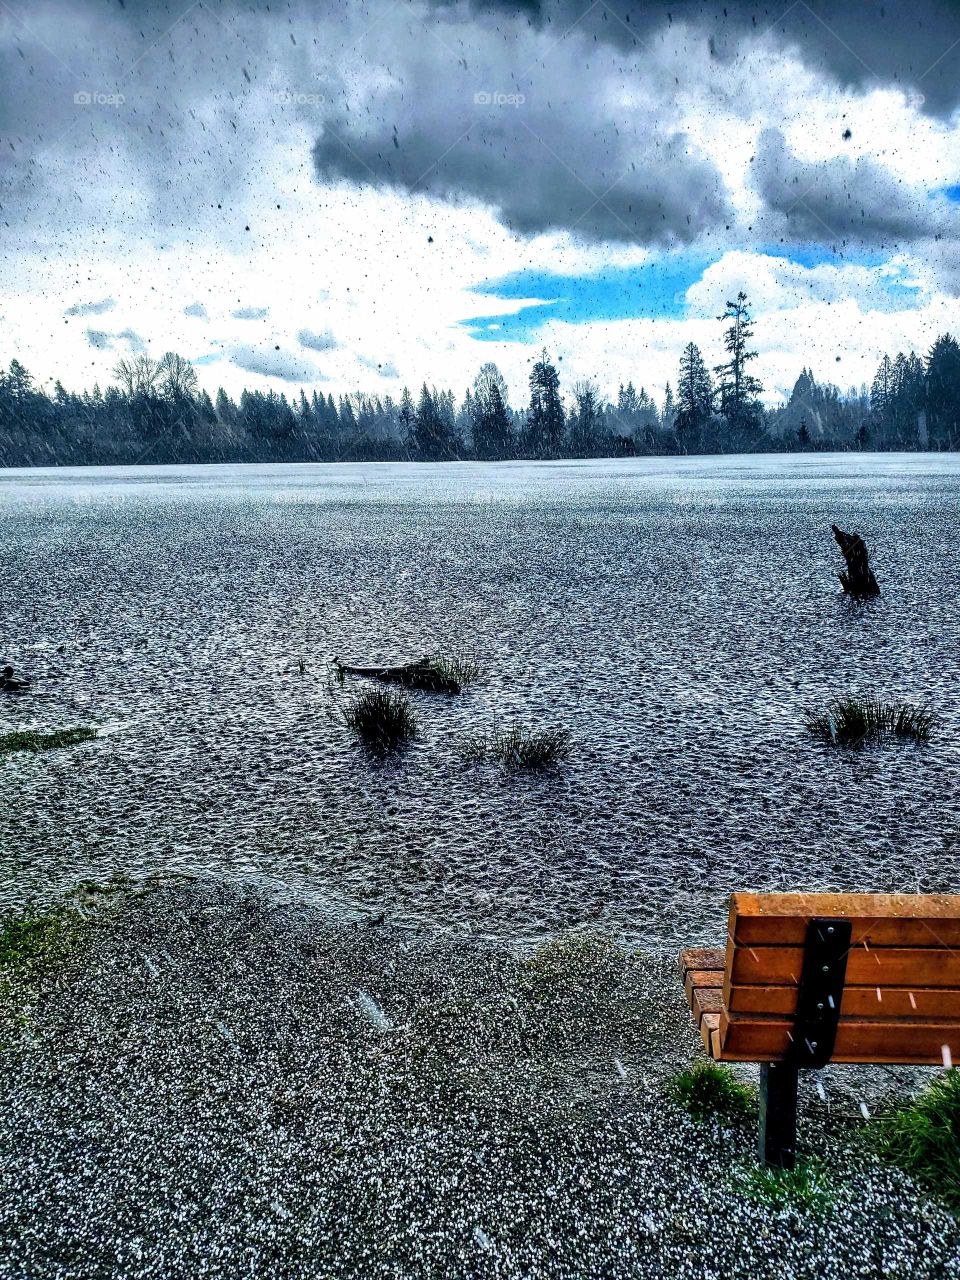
[758,1063,798,1169]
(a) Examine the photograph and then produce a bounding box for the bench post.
[758,1062,798,1169]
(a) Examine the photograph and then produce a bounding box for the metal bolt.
[826,926,834,935]
[821,964,830,973]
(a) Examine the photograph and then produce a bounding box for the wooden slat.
[730,892,960,948]
[729,945,960,989]
[717,1012,960,1064]
[700,1011,720,1056]
[727,984,960,1018]
[692,987,723,1020]
[684,968,723,1009]
[679,946,725,976]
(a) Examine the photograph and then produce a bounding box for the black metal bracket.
[786,916,852,1068]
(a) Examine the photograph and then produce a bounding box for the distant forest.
[2,294,959,466]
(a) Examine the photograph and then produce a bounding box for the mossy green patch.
[0,727,97,755]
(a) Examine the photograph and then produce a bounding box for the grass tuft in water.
[420,655,484,693]
[874,1069,960,1209]
[669,1062,755,1122]
[465,722,570,771]
[737,1157,832,1211]
[0,727,97,756]
[343,687,418,752]
[805,697,934,747]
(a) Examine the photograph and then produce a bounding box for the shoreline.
[1,876,956,1279]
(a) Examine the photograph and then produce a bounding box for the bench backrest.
[719,892,960,1064]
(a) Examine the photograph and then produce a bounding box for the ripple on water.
[1,454,959,947]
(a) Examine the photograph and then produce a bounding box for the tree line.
[1,295,959,466]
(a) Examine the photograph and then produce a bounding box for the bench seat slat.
[717,1011,960,1064]
[732,892,960,948]
[727,984,960,1019]
[684,968,723,1010]
[729,945,960,989]
[679,946,725,976]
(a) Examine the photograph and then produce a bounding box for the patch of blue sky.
[462,244,923,341]
[756,242,888,269]
[461,255,710,341]
[939,185,960,202]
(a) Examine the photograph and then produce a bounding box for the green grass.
[343,687,418,751]
[0,903,80,973]
[0,727,97,755]
[805,697,935,747]
[465,722,570,771]
[737,1157,832,1211]
[669,1062,755,1122]
[874,1069,960,1209]
[406,655,484,693]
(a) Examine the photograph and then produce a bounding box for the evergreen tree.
[525,349,564,457]
[471,362,513,458]
[215,388,236,424]
[661,382,676,432]
[870,354,895,439]
[568,380,604,456]
[925,334,960,449]
[714,292,763,435]
[675,343,713,452]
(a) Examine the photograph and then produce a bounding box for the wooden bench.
[680,892,960,1168]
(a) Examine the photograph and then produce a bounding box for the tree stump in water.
[832,525,880,598]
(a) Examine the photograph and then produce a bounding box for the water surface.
[2,453,958,947]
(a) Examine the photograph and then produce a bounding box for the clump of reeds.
[420,655,484,693]
[874,1068,960,1210]
[342,687,417,752]
[805,697,935,747]
[668,1062,755,1123]
[465,722,570,771]
[0,727,97,756]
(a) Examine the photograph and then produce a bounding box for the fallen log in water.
[831,524,880,598]
[334,654,478,694]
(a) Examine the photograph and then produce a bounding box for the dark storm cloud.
[184,302,208,319]
[2,0,959,258]
[754,128,944,246]
[431,0,960,115]
[231,306,270,320]
[65,298,115,316]
[314,104,727,245]
[297,327,337,352]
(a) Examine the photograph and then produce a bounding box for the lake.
[2,453,958,948]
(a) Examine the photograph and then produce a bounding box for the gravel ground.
[0,877,957,1280]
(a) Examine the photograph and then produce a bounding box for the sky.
[1,0,960,409]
